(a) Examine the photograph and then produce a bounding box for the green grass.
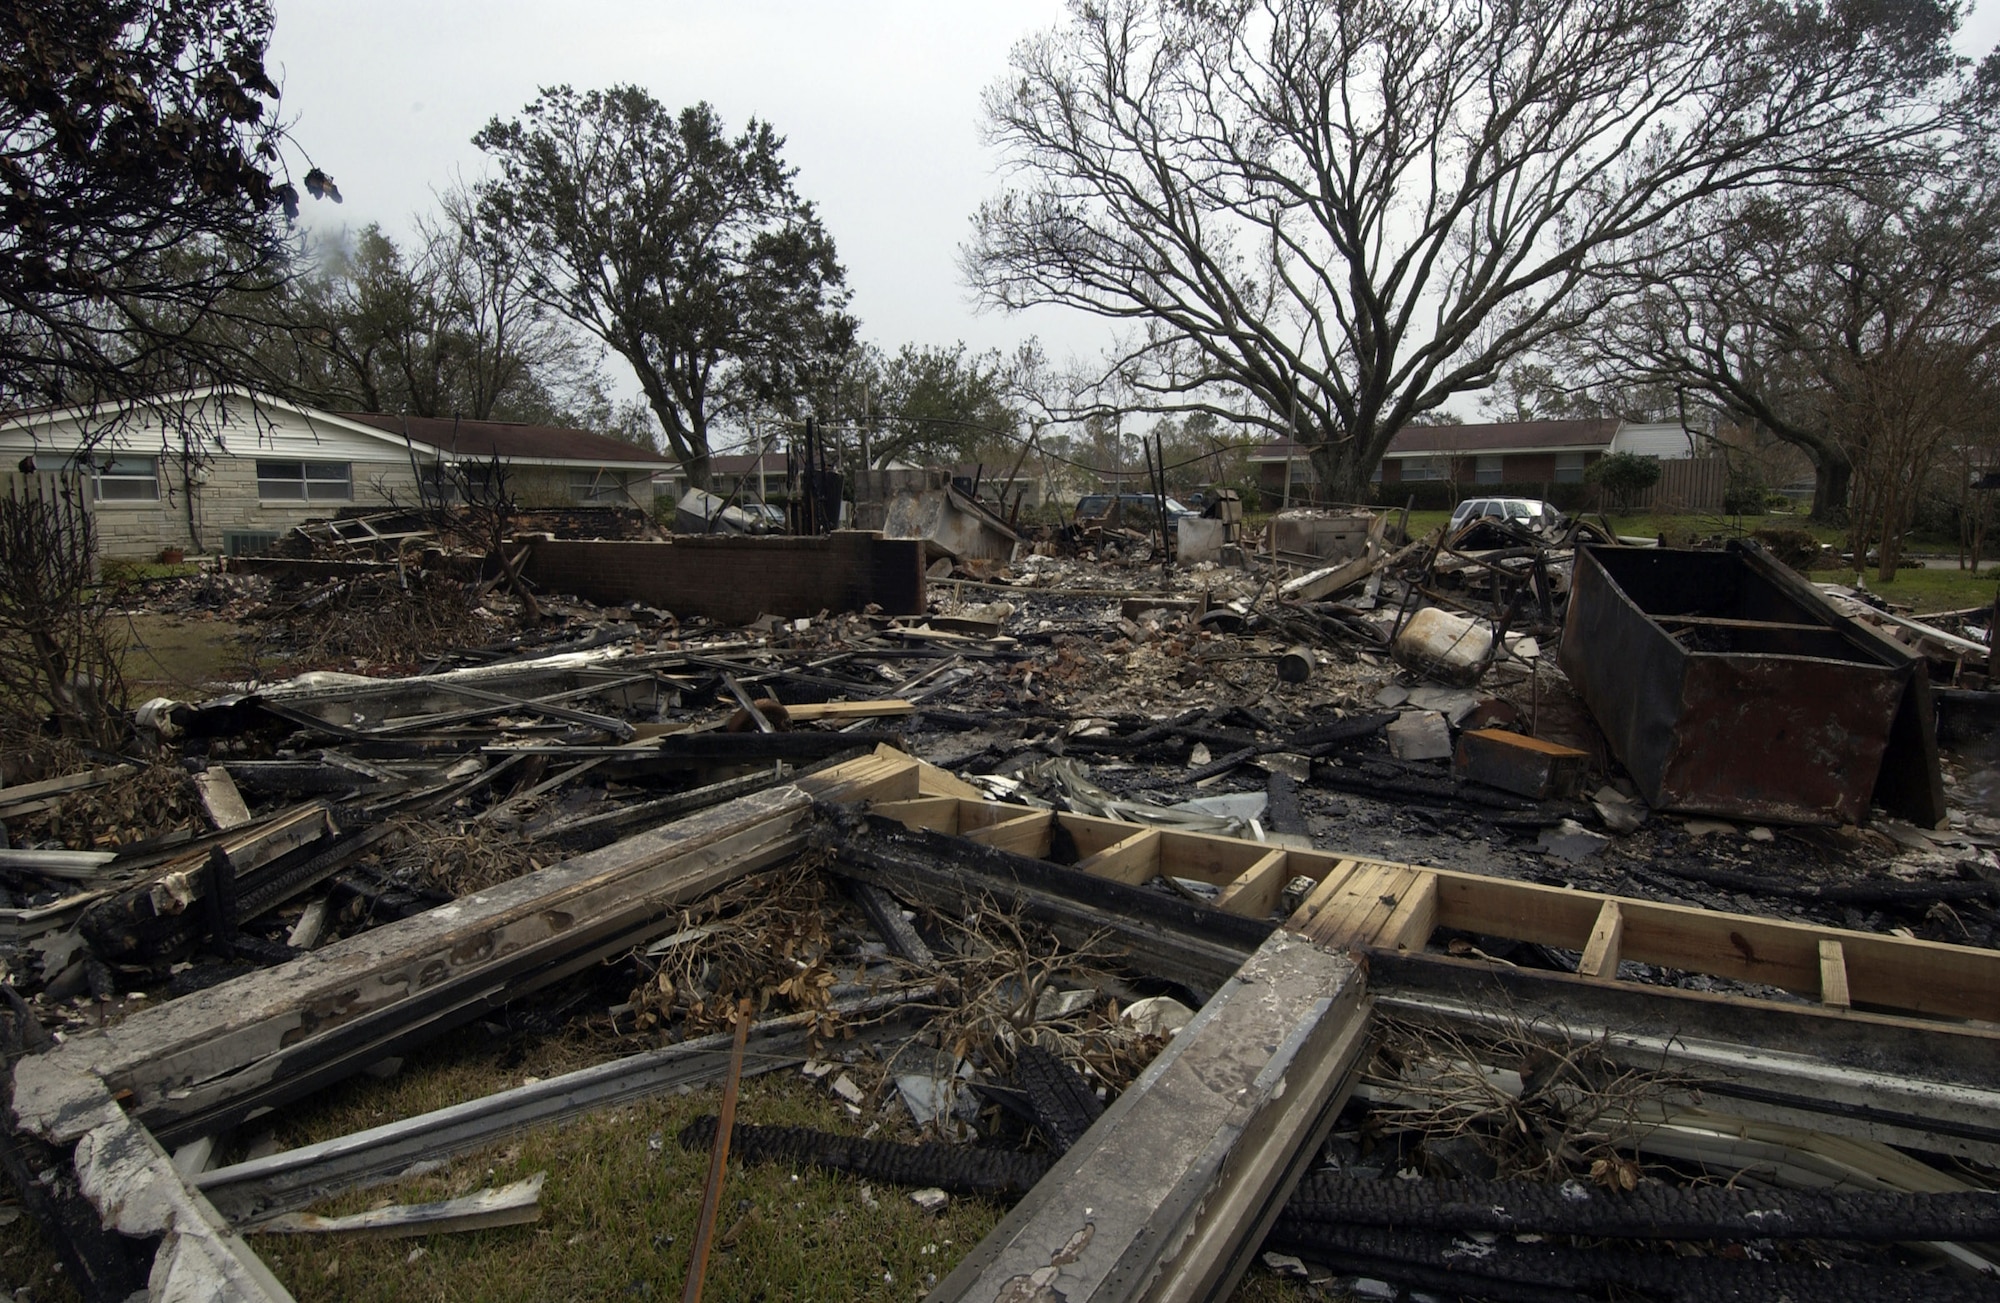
[116,610,258,699]
[253,1072,1007,1303]
[1840,564,1999,615]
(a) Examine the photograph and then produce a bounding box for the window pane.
[258,480,305,499]
[1475,455,1503,485]
[303,462,349,480]
[1554,452,1585,484]
[255,460,302,480]
[93,456,159,501]
[306,480,350,500]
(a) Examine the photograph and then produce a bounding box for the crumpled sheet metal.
[1559,544,1916,826]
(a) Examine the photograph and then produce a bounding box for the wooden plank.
[780,699,915,721]
[909,756,986,801]
[1075,828,1163,886]
[198,992,927,1225]
[931,933,1366,1303]
[958,800,1027,833]
[1820,938,1851,1010]
[1294,861,1412,950]
[1289,859,1363,933]
[11,786,817,1140]
[1578,901,1625,980]
[1160,830,1276,884]
[250,1172,544,1237]
[0,764,134,819]
[1215,849,1291,920]
[869,796,961,834]
[1150,996,1375,1303]
[1430,870,1603,950]
[834,791,2000,1024]
[1377,870,1439,952]
[1055,811,1141,859]
[964,810,1053,858]
[794,751,920,803]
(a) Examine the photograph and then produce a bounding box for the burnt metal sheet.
[1558,543,1934,825]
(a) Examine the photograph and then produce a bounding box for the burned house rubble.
[4,496,2000,1303]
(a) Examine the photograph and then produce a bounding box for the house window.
[1475,455,1504,485]
[257,460,352,501]
[1554,452,1586,484]
[1401,457,1446,482]
[92,456,160,502]
[570,469,629,504]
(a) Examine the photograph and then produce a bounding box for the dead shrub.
[0,480,127,753]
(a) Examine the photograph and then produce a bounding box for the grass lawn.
[229,1022,1315,1302]
[0,1015,1317,1303]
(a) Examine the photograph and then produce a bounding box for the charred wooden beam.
[1265,1223,1996,1303]
[819,807,1270,991]
[929,931,1372,1303]
[1282,1172,2000,1242]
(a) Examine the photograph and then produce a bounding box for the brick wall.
[79,455,424,559]
[522,532,927,624]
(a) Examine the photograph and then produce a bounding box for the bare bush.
[0,478,127,755]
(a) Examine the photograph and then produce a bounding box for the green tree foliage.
[860,343,1018,467]
[965,0,1971,502]
[473,87,853,487]
[0,0,335,410]
[1583,451,1662,510]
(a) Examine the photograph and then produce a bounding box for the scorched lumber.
[1264,1223,2000,1303]
[1281,1172,2000,1242]
[926,930,1369,1303]
[10,785,816,1150]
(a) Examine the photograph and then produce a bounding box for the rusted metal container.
[1559,542,1940,826]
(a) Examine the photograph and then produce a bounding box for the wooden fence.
[1632,456,1727,513]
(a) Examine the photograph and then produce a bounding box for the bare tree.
[1574,160,2000,552]
[965,0,1970,500]
[0,0,334,415]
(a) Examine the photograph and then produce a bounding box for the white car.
[1447,496,1560,538]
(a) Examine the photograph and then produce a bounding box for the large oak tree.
[474,87,853,488]
[965,0,1972,499]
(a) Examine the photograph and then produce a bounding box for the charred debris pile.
[3,498,1999,1302]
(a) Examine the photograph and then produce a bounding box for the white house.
[0,389,678,558]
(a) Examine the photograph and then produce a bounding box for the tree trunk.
[1810,456,1852,524]
[1307,439,1375,506]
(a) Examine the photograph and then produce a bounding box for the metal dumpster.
[1559,541,1943,826]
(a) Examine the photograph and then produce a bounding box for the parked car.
[1074,492,1198,535]
[1447,496,1561,538]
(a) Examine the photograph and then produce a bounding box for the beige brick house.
[0,389,676,559]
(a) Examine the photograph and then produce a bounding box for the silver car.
[1447,496,1560,537]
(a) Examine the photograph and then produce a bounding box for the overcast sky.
[267,1,2000,392]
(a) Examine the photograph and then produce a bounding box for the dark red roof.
[334,412,676,467]
[708,452,788,475]
[1252,418,1618,460]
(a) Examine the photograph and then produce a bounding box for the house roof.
[1250,418,1620,462]
[709,452,789,475]
[333,412,676,469]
